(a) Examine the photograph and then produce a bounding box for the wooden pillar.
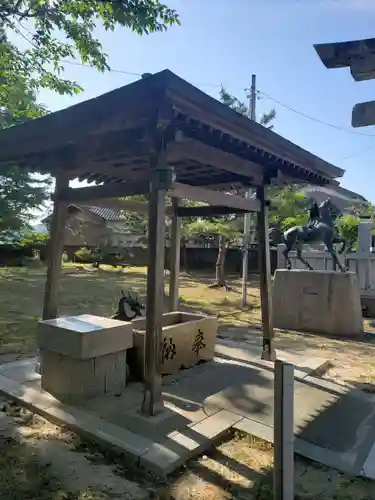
[168,197,181,312]
[42,173,69,320]
[256,185,276,361]
[141,165,171,416]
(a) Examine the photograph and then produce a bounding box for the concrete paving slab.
[232,418,355,473]
[140,410,243,475]
[0,357,40,383]
[0,360,250,476]
[361,442,375,478]
[215,339,330,379]
[0,372,171,469]
[0,352,373,477]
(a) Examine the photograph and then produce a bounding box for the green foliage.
[0,0,180,97]
[17,232,49,248]
[185,218,241,244]
[347,201,374,218]
[336,215,360,251]
[74,246,93,262]
[219,85,276,127]
[1,1,179,238]
[269,187,309,229]
[259,107,276,130]
[280,214,308,231]
[0,163,51,237]
[219,86,248,115]
[0,80,52,237]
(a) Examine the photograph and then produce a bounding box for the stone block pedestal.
[37,314,133,402]
[273,269,363,337]
[131,312,218,376]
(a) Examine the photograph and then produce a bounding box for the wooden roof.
[0,69,344,189]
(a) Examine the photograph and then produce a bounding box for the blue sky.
[23,0,375,202]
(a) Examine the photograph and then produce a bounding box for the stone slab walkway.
[0,342,373,477]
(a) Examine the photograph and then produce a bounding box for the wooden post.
[42,173,69,320]
[168,197,181,312]
[256,185,276,361]
[141,165,171,416]
[274,360,294,500]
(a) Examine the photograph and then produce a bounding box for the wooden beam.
[71,160,145,182]
[168,198,181,311]
[141,139,172,416]
[168,182,260,212]
[56,180,149,204]
[80,198,172,215]
[256,185,276,361]
[42,173,70,320]
[167,137,264,183]
[177,205,246,217]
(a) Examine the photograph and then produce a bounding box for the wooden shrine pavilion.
[0,69,344,415]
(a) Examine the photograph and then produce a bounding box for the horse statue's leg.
[282,242,294,270]
[296,241,314,270]
[326,239,346,272]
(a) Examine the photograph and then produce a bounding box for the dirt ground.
[0,264,375,499]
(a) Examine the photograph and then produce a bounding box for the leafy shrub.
[74,247,93,262]
[336,215,359,251]
[18,232,49,248]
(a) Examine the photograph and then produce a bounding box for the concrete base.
[273,269,364,337]
[40,349,128,403]
[37,314,134,402]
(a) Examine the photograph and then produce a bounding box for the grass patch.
[1,265,375,498]
[0,265,262,357]
[0,436,110,499]
[1,264,375,390]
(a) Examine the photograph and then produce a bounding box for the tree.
[336,215,360,251]
[0,0,180,97]
[346,200,374,219]
[185,218,242,288]
[0,80,51,238]
[269,187,309,230]
[219,86,276,129]
[0,2,180,259]
[0,164,51,237]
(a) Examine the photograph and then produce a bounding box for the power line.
[62,59,141,77]
[257,89,375,138]
[341,143,375,161]
[8,21,375,150]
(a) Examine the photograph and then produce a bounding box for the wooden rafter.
[168,182,260,212]
[167,137,264,184]
[56,180,149,204]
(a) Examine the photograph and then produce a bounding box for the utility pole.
[242,74,256,307]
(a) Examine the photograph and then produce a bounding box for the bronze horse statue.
[269,198,347,272]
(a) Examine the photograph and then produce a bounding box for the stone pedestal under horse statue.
[269,197,347,272]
